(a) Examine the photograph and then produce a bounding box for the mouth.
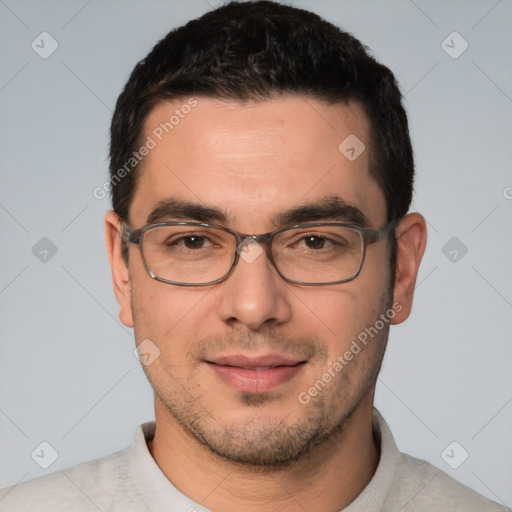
[205,354,307,393]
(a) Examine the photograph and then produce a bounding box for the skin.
[105,96,427,512]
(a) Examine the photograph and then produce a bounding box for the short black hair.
[110,0,413,234]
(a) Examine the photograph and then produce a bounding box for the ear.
[391,212,427,325]
[104,210,134,328]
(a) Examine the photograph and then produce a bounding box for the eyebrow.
[147,198,229,225]
[273,196,369,228]
[146,196,369,228]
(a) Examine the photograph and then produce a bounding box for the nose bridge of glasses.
[236,235,265,256]
[235,232,275,265]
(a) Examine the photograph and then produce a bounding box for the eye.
[168,234,217,250]
[282,229,351,254]
[303,235,327,249]
[180,235,207,249]
[293,233,341,251]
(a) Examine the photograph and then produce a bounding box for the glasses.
[121,219,396,287]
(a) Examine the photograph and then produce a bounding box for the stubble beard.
[134,285,393,470]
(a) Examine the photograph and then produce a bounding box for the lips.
[206,354,306,393]
[209,354,304,368]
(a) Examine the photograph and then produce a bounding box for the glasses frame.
[121,219,397,287]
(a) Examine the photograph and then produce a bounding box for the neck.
[147,394,379,512]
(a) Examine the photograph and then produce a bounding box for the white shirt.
[0,409,508,511]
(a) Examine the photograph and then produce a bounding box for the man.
[0,1,508,511]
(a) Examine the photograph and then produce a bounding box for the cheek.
[130,282,234,383]
[315,290,371,339]
[312,271,391,352]
[130,277,209,347]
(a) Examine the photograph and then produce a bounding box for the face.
[108,96,411,468]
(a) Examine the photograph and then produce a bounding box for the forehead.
[129,96,386,229]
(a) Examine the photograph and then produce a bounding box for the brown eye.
[304,236,325,249]
[182,236,205,249]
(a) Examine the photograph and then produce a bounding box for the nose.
[215,240,293,331]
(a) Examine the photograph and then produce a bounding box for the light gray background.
[1,0,511,507]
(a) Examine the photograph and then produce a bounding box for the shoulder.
[0,447,137,512]
[385,451,510,511]
[369,409,509,512]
